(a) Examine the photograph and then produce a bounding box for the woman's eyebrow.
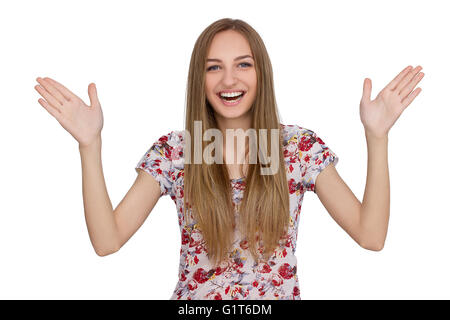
[206,55,254,63]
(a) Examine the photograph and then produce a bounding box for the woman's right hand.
[35,77,104,148]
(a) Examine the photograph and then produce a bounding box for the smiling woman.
[204,31,257,122]
[33,14,424,301]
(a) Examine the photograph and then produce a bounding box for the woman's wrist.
[79,135,102,152]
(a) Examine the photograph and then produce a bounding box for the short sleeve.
[298,128,339,193]
[135,131,175,197]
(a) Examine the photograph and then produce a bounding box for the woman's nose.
[221,68,238,86]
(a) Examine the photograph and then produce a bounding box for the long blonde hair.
[183,18,290,267]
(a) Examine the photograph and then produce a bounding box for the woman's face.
[205,30,257,122]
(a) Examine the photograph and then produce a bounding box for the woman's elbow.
[359,240,384,252]
[95,245,120,257]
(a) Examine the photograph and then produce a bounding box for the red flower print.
[215,266,225,276]
[233,258,243,268]
[260,263,272,273]
[285,238,292,248]
[239,240,249,250]
[299,136,314,152]
[172,145,183,161]
[189,229,203,247]
[165,148,172,159]
[288,178,297,194]
[271,274,284,287]
[193,268,209,284]
[181,229,189,245]
[278,263,296,279]
[188,280,197,291]
[136,126,319,299]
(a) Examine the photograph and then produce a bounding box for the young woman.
[34,18,424,300]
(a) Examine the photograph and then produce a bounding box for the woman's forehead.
[207,30,252,59]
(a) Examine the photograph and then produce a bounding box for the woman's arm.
[359,132,389,250]
[79,136,120,256]
[314,133,389,251]
[314,65,424,250]
[79,137,163,257]
[35,77,162,257]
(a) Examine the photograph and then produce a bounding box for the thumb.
[361,78,372,104]
[88,83,100,107]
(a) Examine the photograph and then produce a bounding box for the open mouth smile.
[216,90,246,106]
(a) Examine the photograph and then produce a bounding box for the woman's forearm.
[359,131,390,250]
[79,135,120,256]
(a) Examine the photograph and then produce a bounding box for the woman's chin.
[214,106,252,121]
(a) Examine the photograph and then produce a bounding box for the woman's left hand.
[360,65,424,139]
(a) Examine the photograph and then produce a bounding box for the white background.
[0,0,449,299]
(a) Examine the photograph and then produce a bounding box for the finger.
[361,78,372,104]
[87,83,100,107]
[34,84,62,111]
[399,71,425,100]
[395,65,422,94]
[37,77,66,104]
[38,98,62,121]
[386,65,412,91]
[401,87,422,108]
[43,77,77,101]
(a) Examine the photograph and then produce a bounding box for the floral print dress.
[135,124,339,300]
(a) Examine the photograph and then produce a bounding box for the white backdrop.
[0,0,449,299]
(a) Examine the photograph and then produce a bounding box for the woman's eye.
[207,65,219,71]
[206,62,252,72]
[239,62,252,68]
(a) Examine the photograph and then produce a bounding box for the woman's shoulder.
[280,123,317,145]
[154,129,185,149]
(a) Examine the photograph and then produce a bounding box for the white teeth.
[221,94,244,103]
[220,91,244,98]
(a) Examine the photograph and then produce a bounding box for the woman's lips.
[217,91,246,106]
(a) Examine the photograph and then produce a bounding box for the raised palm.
[360,65,424,138]
[35,77,104,147]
